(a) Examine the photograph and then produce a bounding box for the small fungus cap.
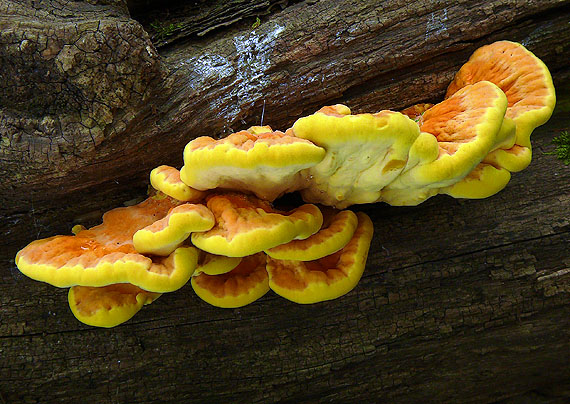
[150,165,205,202]
[193,251,242,276]
[191,253,269,308]
[133,203,215,256]
[266,212,374,304]
[291,104,420,208]
[191,192,323,257]
[68,284,160,328]
[15,196,199,292]
[265,208,358,261]
[179,127,325,201]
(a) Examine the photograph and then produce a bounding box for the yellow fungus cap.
[441,162,512,199]
[150,165,206,202]
[133,203,215,256]
[191,253,269,308]
[267,212,373,304]
[193,251,242,276]
[191,193,323,257]
[179,127,325,201]
[15,196,198,292]
[68,284,160,328]
[446,40,556,170]
[265,209,358,261]
[382,81,507,205]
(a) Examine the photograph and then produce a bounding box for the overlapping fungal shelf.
[14,41,556,327]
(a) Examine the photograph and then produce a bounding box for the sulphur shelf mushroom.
[446,40,556,172]
[179,126,326,201]
[266,212,374,304]
[68,284,161,328]
[290,104,420,208]
[191,253,270,308]
[15,195,201,293]
[13,40,555,327]
[191,192,323,257]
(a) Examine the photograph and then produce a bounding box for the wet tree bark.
[1,1,569,403]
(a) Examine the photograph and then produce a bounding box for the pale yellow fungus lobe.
[291,104,420,208]
[180,126,325,201]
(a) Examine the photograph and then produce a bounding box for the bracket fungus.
[382,81,508,205]
[14,40,555,327]
[133,203,215,256]
[291,104,420,208]
[445,40,556,172]
[15,195,199,293]
[191,192,323,257]
[266,212,373,304]
[179,126,326,201]
[266,208,359,261]
[150,165,206,202]
[191,253,269,308]
[68,284,161,328]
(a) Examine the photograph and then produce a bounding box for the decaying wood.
[0,0,569,403]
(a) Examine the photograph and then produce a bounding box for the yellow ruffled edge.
[191,275,269,308]
[292,107,419,146]
[150,165,205,202]
[193,253,242,276]
[483,145,532,173]
[133,204,214,256]
[180,140,326,182]
[191,255,269,308]
[16,245,199,293]
[484,41,556,149]
[267,212,374,304]
[441,163,512,199]
[191,205,323,257]
[265,210,358,261]
[68,286,160,328]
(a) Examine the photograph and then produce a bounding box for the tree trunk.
[0,1,569,403]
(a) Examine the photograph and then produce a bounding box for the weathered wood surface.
[1,0,569,403]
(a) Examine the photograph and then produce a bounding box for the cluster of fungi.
[15,41,556,327]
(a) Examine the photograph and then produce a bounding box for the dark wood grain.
[1,0,569,403]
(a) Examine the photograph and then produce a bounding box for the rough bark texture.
[0,0,569,403]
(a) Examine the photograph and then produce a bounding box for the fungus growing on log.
[15,195,199,293]
[13,40,556,327]
[179,126,326,201]
[382,81,508,205]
